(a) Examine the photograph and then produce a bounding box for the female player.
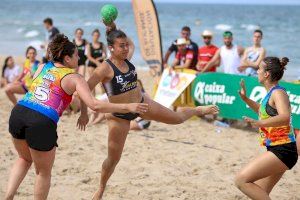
[78,22,219,199]
[4,34,148,200]
[73,28,88,77]
[5,46,39,105]
[235,57,298,199]
[86,29,107,77]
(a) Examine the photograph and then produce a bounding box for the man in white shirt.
[202,31,244,75]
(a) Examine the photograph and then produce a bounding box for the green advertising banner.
[192,73,300,129]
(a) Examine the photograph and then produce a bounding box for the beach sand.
[0,56,299,199]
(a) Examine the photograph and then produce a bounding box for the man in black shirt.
[41,18,60,63]
[163,26,198,68]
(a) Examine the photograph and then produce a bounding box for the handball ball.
[101,4,118,24]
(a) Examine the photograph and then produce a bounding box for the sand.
[0,56,299,200]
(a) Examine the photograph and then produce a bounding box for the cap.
[174,38,188,46]
[202,30,213,37]
[223,31,233,38]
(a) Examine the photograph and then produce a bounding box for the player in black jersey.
[73,28,88,77]
[86,29,107,78]
[77,23,219,199]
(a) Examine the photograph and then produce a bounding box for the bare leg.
[141,96,219,124]
[30,147,56,200]
[255,172,284,195]
[296,134,300,155]
[93,115,130,200]
[5,82,26,105]
[235,151,288,200]
[5,139,32,200]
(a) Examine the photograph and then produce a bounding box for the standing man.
[238,29,266,76]
[163,26,198,67]
[202,31,244,75]
[196,30,219,72]
[41,18,60,63]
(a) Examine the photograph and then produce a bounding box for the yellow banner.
[132,0,163,77]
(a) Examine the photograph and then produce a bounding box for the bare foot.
[196,105,219,116]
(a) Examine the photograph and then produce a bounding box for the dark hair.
[75,28,84,34]
[2,56,12,77]
[25,46,37,58]
[43,18,53,26]
[181,26,191,32]
[47,34,76,63]
[92,29,100,35]
[106,26,127,46]
[263,57,289,82]
[254,29,263,37]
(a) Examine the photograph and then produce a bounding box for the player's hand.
[77,114,89,131]
[243,116,261,128]
[238,79,247,101]
[127,103,149,114]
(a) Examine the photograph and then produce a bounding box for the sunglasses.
[203,36,212,39]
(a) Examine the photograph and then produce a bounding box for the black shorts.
[267,142,298,169]
[113,112,140,121]
[113,97,144,121]
[9,104,58,151]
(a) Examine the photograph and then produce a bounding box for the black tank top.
[73,39,86,60]
[90,42,103,59]
[103,59,138,96]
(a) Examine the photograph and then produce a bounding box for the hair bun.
[52,34,69,44]
[280,57,289,70]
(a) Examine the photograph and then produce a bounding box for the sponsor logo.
[193,82,236,105]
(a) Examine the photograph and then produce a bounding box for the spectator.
[203,31,244,75]
[73,28,88,77]
[164,26,198,67]
[196,30,219,72]
[170,38,197,70]
[41,17,60,63]
[239,29,266,76]
[1,56,21,88]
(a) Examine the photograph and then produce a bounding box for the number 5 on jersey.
[34,86,50,101]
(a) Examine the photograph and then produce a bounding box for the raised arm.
[127,38,135,61]
[238,79,260,113]
[101,43,107,61]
